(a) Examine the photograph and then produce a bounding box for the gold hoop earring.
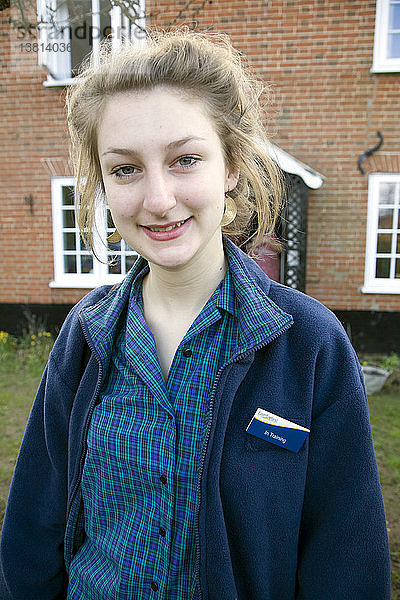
[107,229,122,243]
[220,194,237,227]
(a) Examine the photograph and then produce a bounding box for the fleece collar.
[222,236,293,353]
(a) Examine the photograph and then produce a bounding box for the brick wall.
[0,5,87,305]
[1,0,399,311]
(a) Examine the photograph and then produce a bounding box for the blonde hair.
[66,28,284,254]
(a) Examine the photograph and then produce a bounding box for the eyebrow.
[101,136,207,157]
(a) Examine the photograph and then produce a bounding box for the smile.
[143,218,190,232]
[142,216,192,241]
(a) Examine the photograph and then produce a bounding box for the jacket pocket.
[244,433,277,452]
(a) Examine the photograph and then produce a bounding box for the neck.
[142,233,226,317]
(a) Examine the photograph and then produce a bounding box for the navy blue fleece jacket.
[0,239,391,599]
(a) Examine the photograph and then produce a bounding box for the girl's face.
[97,86,239,270]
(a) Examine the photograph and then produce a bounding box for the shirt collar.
[215,261,238,318]
[81,235,293,363]
[222,235,293,351]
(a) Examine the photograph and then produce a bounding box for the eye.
[175,155,199,169]
[111,165,138,179]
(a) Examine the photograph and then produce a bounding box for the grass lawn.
[0,335,51,525]
[0,342,399,597]
[369,389,400,599]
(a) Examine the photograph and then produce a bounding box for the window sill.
[49,279,97,289]
[370,64,400,74]
[49,275,125,288]
[361,284,400,294]
[43,77,78,87]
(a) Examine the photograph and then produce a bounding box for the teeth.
[148,219,186,232]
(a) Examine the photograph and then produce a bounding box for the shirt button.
[151,581,159,592]
[159,526,166,537]
[160,474,167,485]
[183,348,192,357]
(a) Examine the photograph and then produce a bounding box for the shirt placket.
[148,408,176,597]
[123,298,178,597]
[163,308,224,598]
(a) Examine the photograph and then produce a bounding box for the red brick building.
[1,0,399,351]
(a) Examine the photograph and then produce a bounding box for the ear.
[225,165,240,192]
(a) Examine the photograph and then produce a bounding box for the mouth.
[142,217,191,232]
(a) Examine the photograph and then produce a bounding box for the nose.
[142,170,176,216]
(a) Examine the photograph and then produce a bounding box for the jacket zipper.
[193,320,293,600]
[66,313,104,518]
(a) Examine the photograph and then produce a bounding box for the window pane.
[63,209,76,228]
[81,255,93,274]
[68,0,92,77]
[378,208,394,229]
[377,233,392,253]
[68,0,112,76]
[126,255,137,271]
[388,33,400,58]
[64,255,77,273]
[63,232,76,250]
[376,258,391,278]
[109,256,121,274]
[100,0,112,39]
[62,186,75,206]
[389,3,400,29]
[397,234,400,254]
[379,183,396,205]
[396,259,400,278]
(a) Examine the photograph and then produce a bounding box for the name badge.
[246,408,310,453]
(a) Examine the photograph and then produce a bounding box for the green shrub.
[0,330,54,378]
[379,353,400,373]
[23,332,54,375]
[0,331,17,357]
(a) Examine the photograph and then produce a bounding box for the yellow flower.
[31,341,36,346]
[31,334,36,340]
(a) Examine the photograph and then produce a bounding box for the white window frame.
[362,173,400,294]
[372,0,400,72]
[37,0,146,87]
[50,177,138,288]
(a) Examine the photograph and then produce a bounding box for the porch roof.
[268,143,325,190]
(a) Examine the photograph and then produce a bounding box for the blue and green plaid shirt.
[67,251,241,599]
